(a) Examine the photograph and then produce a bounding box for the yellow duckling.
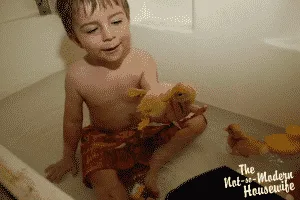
[128,83,197,130]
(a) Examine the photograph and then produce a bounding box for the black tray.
[166,166,286,200]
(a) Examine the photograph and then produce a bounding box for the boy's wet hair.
[56,0,130,38]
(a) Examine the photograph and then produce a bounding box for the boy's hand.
[44,156,78,183]
[165,102,208,123]
[149,103,208,126]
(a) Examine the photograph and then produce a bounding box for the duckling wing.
[128,88,147,97]
[137,97,168,118]
[138,118,150,130]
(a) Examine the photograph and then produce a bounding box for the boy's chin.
[101,48,129,63]
[99,55,123,65]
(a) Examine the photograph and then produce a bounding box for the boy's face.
[72,2,131,63]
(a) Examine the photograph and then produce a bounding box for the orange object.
[264,124,300,155]
[130,183,146,199]
[264,133,300,155]
[286,125,300,140]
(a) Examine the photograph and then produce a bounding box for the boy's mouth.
[103,44,120,52]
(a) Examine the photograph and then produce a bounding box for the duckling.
[225,124,269,157]
[128,83,196,130]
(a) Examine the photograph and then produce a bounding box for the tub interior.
[1,2,300,199]
[0,69,299,199]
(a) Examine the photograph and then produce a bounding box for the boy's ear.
[70,36,83,48]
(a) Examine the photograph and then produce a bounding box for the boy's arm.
[63,71,83,159]
[140,52,173,92]
[140,52,160,90]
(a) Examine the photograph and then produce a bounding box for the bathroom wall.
[0,15,73,100]
[0,0,82,100]
[129,0,300,127]
[190,0,300,128]
[0,0,39,24]
[127,0,193,31]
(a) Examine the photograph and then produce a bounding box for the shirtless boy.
[44,0,208,199]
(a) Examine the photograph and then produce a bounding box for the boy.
[44,0,208,199]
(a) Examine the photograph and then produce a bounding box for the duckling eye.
[177,93,183,96]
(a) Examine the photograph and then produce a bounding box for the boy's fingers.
[53,174,61,184]
[48,166,63,183]
[182,101,192,116]
[171,99,191,120]
[190,104,208,115]
[45,167,56,179]
[47,169,58,182]
[165,103,177,122]
[45,164,55,173]
[198,105,208,114]
[171,100,184,120]
[54,168,66,183]
[55,171,67,183]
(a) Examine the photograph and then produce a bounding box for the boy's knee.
[185,114,207,137]
[89,169,128,199]
[89,169,121,191]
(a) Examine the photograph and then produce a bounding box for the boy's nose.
[102,24,114,41]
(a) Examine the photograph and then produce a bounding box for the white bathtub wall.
[130,0,300,128]
[191,0,300,128]
[0,14,85,101]
[195,1,300,39]
[0,0,39,24]
[128,0,193,31]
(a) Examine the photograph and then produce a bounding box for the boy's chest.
[80,67,143,104]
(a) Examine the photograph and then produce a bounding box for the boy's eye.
[112,20,122,25]
[87,28,98,34]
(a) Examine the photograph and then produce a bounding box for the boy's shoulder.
[64,59,87,81]
[131,48,157,69]
[131,47,154,60]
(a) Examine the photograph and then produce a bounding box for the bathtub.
[0,13,299,200]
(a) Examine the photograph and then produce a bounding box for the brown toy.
[225,124,269,157]
[128,82,196,130]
